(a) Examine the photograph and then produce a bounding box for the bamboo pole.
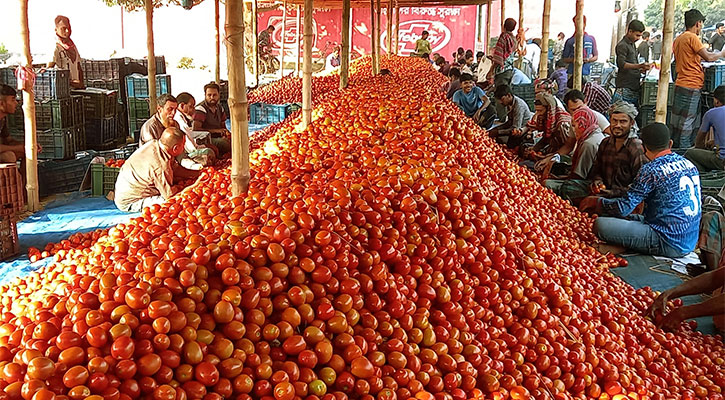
[280,1,287,78]
[573,0,584,90]
[19,0,38,212]
[376,0,382,67]
[227,0,250,195]
[485,1,492,54]
[656,0,675,123]
[145,0,158,109]
[515,0,523,69]
[252,0,258,84]
[215,0,221,82]
[539,0,551,78]
[370,0,378,74]
[386,0,393,54]
[500,0,505,34]
[296,5,302,77]
[302,0,313,127]
[394,5,400,55]
[341,0,351,88]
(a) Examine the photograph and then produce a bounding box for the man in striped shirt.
[580,123,701,257]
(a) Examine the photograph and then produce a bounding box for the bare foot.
[594,243,628,255]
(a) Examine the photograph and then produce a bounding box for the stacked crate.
[72,88,119,150]
[125,73,172,140]
[511,84,535,112]
[0,164,23,260]
[701,65,725,118]
[639,81,673,127]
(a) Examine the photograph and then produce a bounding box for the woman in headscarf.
[48,15,84,88]
[521,92,573,162]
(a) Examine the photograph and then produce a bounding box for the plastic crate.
[0,68,16,88]
[0,215,19,261]
[127,97,151,121]
[511,84,535,111]
[125,74,171,98]
[72,88,118,119]
[0,164,24,215]
[35,69,71,100]
[91,163,121,196]
[35,98,74,131]
[6,108,23,134]
[37,128,76,160]
[86,78,121,92]
[114,144,138,160]
[38,154,92,197]
[85,117,118,149]
[640,106,672,127]
[129,118,149,139]
[640,81,674,107]
[73,124,86,153]
[133,56,167,75]
[71,95,84,126]
[249,103,301,125]
[704,65,725,92]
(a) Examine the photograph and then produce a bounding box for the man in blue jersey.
[580,123,701,257]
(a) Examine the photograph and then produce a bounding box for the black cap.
[641,123,671,151]
[684,9,705,29]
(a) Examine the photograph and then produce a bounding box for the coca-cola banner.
[258,6,477,61]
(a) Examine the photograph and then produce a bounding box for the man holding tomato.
[580,123,701,258]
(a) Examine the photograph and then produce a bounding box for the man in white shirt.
[524,39,542,78]
[175,92,215,169]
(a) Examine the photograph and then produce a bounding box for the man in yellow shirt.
[413,31,432,58]
[671,9,725,148]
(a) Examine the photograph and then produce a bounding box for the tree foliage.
[644,0,725,32]
[101,0,205,12]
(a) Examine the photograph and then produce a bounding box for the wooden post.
[515,0,524,69]
[19,0,39,212]
[485,1,492,53]
[341,0,351,88]
[376,0,382,67]
[539,0,551,78]
[145,0,158,109]
[386,0,393,54]
[500,0,505,34]
[302,0,313,127]
[296,5,302,77]
[394,5,400,55]
[226,0,250,195]
[215,0,221,83]
[280,1,287,78]
[252,0,258,83]
[573,0,584,90]
[656,0,675,123]
[370,0,377,74]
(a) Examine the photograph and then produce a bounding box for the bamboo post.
[573,0,584,90]
[376,0,382,65]
[656,0,675,123]
[370,0,378,74]
[145,0,158,109]
[485,1,492,53]
[226,0,250,195]
[302,0,313,127]
[215,0,220,82]
[280,1,287,78]
[500,0,505,34]
[341,0,351,88]
[19,0,39,212]
[296,5,302,77]
[394,5,400,55]
[539,0,551,77]
[252,0,258,84]
[515,0,523,69]
[386,0,393,54]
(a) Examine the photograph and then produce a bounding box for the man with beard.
[48,15,84,89]
[193,83,231,156]
[139,94,179,146]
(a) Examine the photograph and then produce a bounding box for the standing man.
[487,18,518,87]
[0,85,26,163]
[562,16,598,78]
[552,32,566,66]
[139,94,179,146]
[614,20,651,107]
[48,16,83,89]
[414,31,432,58]
[710,23,725,52]
[652,33,663,61]
[671,9,725,148]
[684,85,725,172]
[524,39,542,79]
[638,31,651,62]
[258,25,275,55]
[194,82,231,156]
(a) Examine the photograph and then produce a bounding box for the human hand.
[578,196,601,214]
[512,128,523,137]
[646,291,670,320]
[658,307,688,331]
[534,154,554,171]
[590,180,605,194]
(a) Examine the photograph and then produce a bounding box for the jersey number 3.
[680,175,701,217]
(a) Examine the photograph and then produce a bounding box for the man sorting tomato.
[580,123,702,258]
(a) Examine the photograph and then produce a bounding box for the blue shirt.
[563,33,598,75]
[511,68,531,85]
[550,68,568,98]
[452,86,486,117]
[700,105,725,159]
[601,152,701,254]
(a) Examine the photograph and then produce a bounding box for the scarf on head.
[609,100,638,121]
[572,107,599,141]
[535,92,571,141]
[56,35,78,63]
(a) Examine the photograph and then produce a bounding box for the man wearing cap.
[671,9,725,148]
[580,123,701,258]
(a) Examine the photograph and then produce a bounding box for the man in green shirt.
[414,31,432,58]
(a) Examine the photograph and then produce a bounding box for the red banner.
[258,6,478,62]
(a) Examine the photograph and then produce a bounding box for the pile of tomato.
[0,57,722,400]
[105,160,125,168]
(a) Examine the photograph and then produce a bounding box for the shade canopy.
[261,0,493,9]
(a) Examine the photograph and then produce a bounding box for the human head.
[566,74,588,89]
[435,57,446,66]
[176,92,196,118]
[460,73,475,93]
[572,15,587,28]
[713,85,725,107]
[204,82,221,106]
[684,9,705,32]
[457,47,464,55]
[156,94,178,126]
[555,59,567,69]
[642,31,651,40]
[476,51,484,61]
[432,53,440,62]
[449,68,461,81]
[626,20,645,42]
[504,18,517,33]
[534,92,556,114]
[465,55,474,65]
[572,108,599,139]
[563,89,586,112]
[465,49,473,58]
[718,23,725,35]
[640,123,672,160]
[421,30,429,39]
[608,101,638,139]
[55,15,71,39]
[557,32,565,40]
[494,84,513,106]
[267,25,275,32]
[159,127,187,157]
[0,85,18,117]
[421,53,430,60]
[534,98,546,114]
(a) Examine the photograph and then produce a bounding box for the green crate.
[37,128,75,160]
[641,81,674,107]
[91,163,121,196]
[35,98,74,131]
[640,106,672,127]
[127,97,151,121]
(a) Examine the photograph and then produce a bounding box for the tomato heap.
[0,57,722,400]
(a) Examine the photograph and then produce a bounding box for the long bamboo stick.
[485,1,492,54]
[341,0,351,88]
[376,0,382,68]
[252,0,258,84]
[500,0,505,35]
[302,0,313,127]
[515,0,523,70]
[145,0,158,109]
[386,0,393,54]
[281,1,287,78]
[227,0,250,195]
[656,0,675,123]
[394,4,400,55]
[539,0,551,78]
[215,0,220,82]
[573,0,584,90]
[19,0,38,212]
[370,0,377,74]
[296,6,302,77]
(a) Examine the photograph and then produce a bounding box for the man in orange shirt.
[671,9,725,148]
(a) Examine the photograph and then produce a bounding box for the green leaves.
[644,0,725,31]
[100,0,205,12]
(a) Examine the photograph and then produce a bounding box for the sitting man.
[446,68,462,100]
[139,93,178,146]
[451,73,494,127]
[580,123,701,258]
[115,128,200,212]
[0,85,25,163]
[194,82,231,156]
[646,266,724,332]
[684,85,725,172]
[488,84,534,147]
[174,92,215,169]
[567,75,611,116]
[563,89,610,132]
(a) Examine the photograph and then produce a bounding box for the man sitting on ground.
[684,85,725,172]
[0,85,26,163]
[446,68,462,100]
[435,57,451,77]
[194,82,231,156]
[139,93,178,146]
[567,76,611,116]
[451,73,493,127]
[175,92,215,169]
[115,128,200,212]
[564,89,610,132]
[580,123,701,258]
[488,84,534,147]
